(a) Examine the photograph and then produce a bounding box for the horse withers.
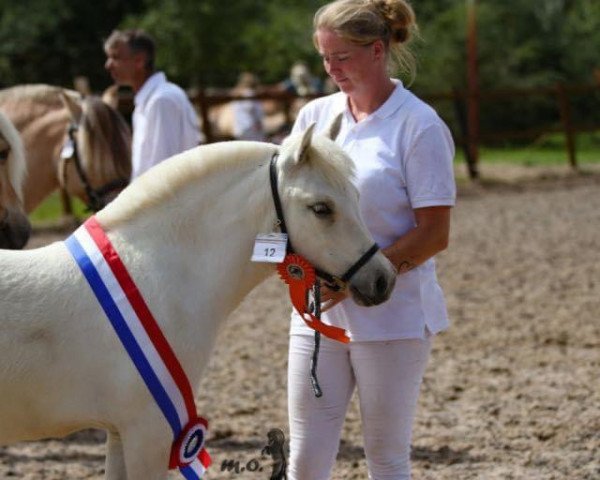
[0,123,396,479]
[0,110,30,248]
[0,84,131,213]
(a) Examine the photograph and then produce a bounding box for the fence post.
[465,0,480,179]
[452,89,475,179]
[556,83,578,170]
[195,88,214,144]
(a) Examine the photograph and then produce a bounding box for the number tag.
[60,139,75,159]
[251,233,288,263]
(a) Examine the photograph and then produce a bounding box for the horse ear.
[101,85,120,110]
[60,91,83,123]
[324,113,343,141]
[294,122,316,164]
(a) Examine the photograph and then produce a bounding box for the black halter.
[63,123,129,212]
[269,152,379,291]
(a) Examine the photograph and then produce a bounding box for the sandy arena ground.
[1,164,599,479]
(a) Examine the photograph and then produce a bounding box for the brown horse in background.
[0,85,131,214]
[0,111,30,248]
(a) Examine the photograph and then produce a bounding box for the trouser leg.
[351,337,432,480]
[287,334,354,480]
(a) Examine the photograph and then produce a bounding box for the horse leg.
[119,424,172,480]
[105,430,127,480]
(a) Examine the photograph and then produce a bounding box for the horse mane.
[103,141,277,225]
[0,111,27,200]
[79,96,131,183]
[0,84,80,109]
[101,133,354,228]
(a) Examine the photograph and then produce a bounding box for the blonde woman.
[286,1,456,478]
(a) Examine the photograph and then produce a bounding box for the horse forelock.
[0,111,27,201]
[280,133,355,193]
[79,96,131,182]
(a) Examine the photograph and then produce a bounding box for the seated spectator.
[281,62,323,97]
[231,72,267,142]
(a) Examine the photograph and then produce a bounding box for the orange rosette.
[278,253,350,344]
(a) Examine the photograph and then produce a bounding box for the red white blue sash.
[65,217,211,479]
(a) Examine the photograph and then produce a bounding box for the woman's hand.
[320,283,348,312]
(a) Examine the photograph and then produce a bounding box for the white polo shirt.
[132,72,201,179]
[289,79,456,341]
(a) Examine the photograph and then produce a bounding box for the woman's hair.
[313,0,418,80]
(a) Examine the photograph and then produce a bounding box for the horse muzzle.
[347,254,396,307]
[0,207,31,249]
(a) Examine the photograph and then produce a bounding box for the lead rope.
[310,281,323,398]
[271,153,322,397]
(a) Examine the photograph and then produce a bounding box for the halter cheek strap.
[60,123,128,212]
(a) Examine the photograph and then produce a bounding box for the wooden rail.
[115,82,600,180]
[423,82,600,177]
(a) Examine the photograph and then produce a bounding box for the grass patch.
[455,131,600,166]
[29,191,90,225]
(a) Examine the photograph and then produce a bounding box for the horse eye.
[310,202,333,217]
[0,149,8,164]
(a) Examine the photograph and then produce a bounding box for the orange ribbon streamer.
[277,254,350,343]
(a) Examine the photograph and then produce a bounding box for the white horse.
[0,123,396,479]
[0,110,30,248]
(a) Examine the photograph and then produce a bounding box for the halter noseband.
[269,152,379,292]
[61,123,129,212]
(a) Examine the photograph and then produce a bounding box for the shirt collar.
[134,71,166,107]
[373,79,409,119]
[338,78,409,123]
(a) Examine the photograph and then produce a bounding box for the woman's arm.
[382,206,451,273]
[320,205,452,311]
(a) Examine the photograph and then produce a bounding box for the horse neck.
[95,145,280,379]
[10,105,68,212]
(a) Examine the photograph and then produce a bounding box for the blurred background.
[1,0,599,211]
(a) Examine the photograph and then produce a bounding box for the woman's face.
[315,28,384,95]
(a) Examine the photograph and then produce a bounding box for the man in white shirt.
[104,29,201,179]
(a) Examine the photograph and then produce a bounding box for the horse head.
[275,117,396,306]
[59,91,131,211]
[0,111,31,249]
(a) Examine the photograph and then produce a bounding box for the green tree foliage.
[0,0,145,90]
[415,0,600,92]
[1,0,598,92]
[124,0,324,87]
[0,0,598,139]
[412,1,600,140]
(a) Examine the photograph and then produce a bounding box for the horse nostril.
[375,274,388,297]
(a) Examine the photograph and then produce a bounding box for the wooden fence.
[422,82,600,178]
[117,82,600,180]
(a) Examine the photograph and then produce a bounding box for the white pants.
[287,333,432,480]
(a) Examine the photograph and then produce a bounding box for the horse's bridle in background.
[59,123,129,212]
[270,152,380,397]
